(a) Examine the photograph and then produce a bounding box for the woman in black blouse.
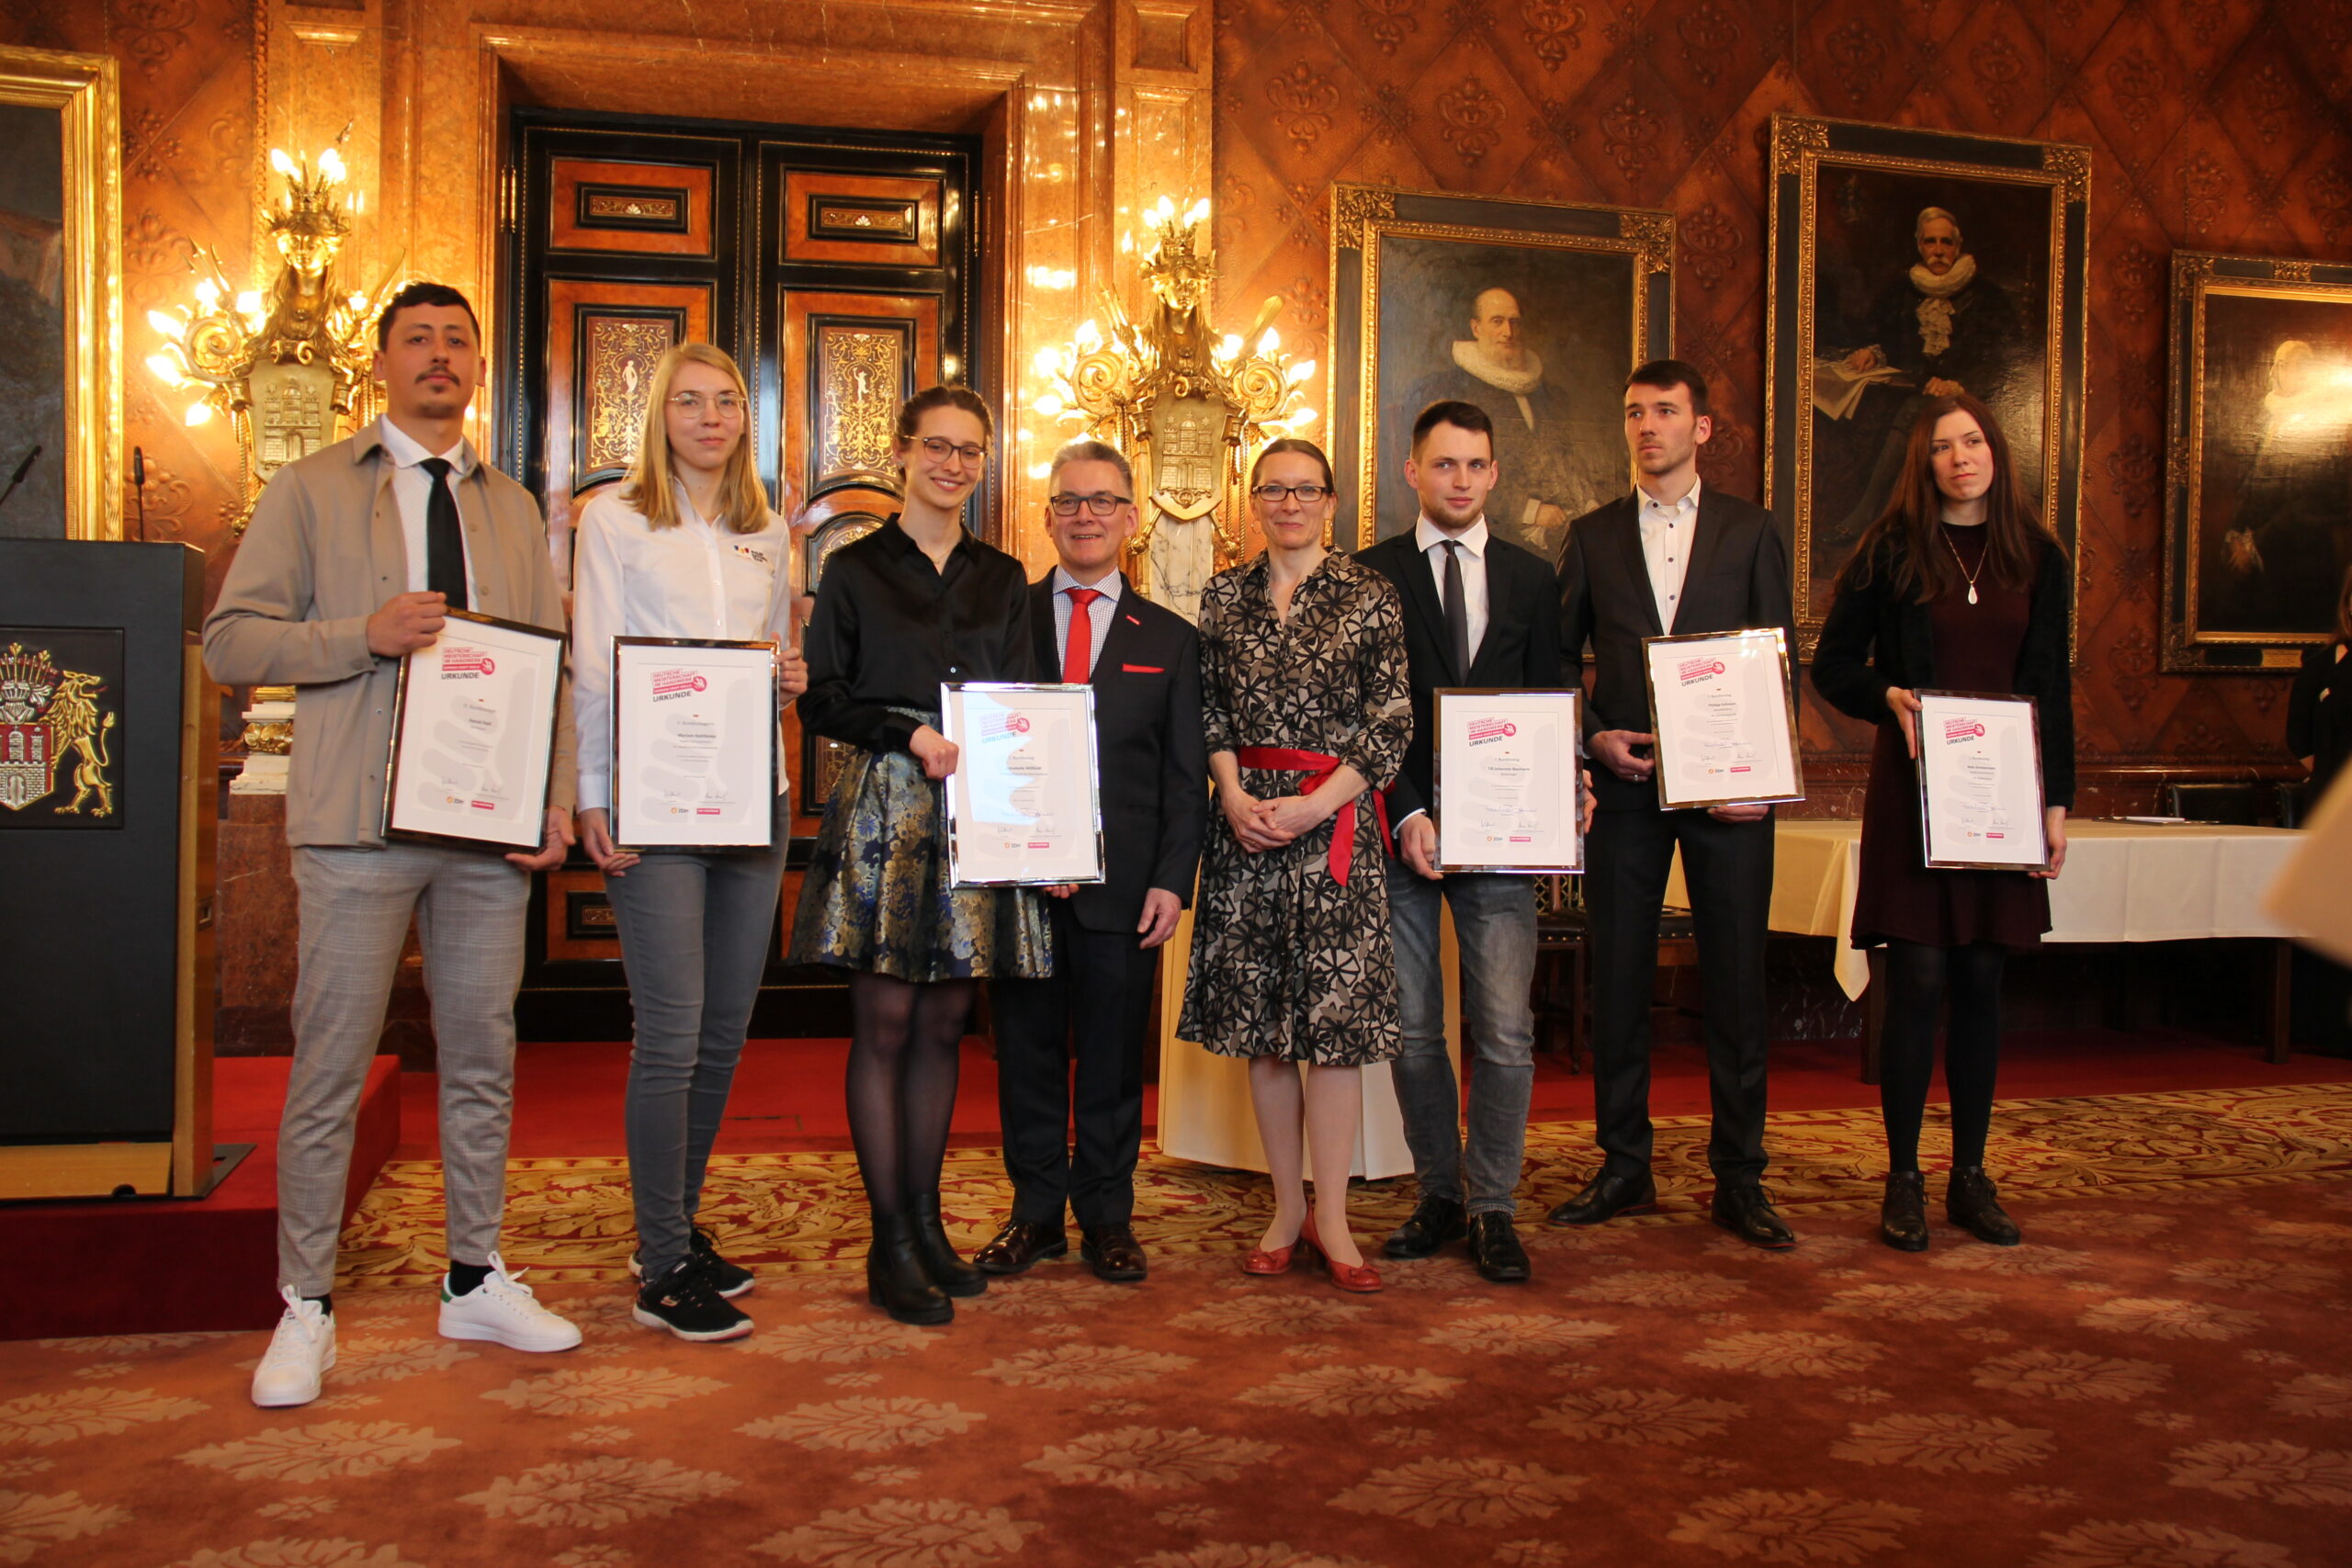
[2287,565,2352,1053]
[791,386,1044,1325]
[1812,395,2073,1254]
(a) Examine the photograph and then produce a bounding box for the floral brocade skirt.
[787,725,1051,983]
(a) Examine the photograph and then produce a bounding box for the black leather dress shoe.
[1467,1213,1532,1283]
[1711,1184,1797,1249]
[1383,1196,1468,1259]
[1946,1167,2021,1247]
[972,1220,1069,1277]
[1880,1170,1928,1253]
[1080,1224,1148,1282]
[1544,1172,1659,1227]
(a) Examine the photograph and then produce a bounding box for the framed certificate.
[1432,689,1584,874]
[1642,628,1805,810]
[611,637,779,852]
[384,609,564,851]
[940,682,1104,887]
[1916,689,2049,870]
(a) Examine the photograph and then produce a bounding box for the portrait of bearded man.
[1401,287,1620,563]
[1813,206,2030,552]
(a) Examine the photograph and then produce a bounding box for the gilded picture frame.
[2162,251,2352,673]
[1766,115,2087,652]
[1328,183,1673,560]
[0,47,121,542]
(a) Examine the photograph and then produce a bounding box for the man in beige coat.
[205,282,582,1408]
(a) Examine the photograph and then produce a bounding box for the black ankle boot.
[907,1195,987,1298]
[1880,1169,1928,1252]
[1946,1166,2021,1247]
[867,1214,953,1325]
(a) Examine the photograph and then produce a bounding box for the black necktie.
[419,457,469,611]
[1441,539,1471,679]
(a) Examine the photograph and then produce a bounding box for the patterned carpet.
[4,1085,2350,1567]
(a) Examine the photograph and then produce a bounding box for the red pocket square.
[1121,663,1164,673]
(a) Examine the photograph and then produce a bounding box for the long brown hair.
[1837,393,2059,601]
[620,344,771,535]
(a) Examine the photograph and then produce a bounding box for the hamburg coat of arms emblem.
[0,639,119,820]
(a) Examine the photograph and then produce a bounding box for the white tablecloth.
[1666,819,2305,1000]
[1155,906,1461,1179]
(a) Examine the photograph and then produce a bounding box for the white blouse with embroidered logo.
[569,483,797,814]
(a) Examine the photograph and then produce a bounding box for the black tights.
[846,972,978,1216]
[1879,940,2006,1173]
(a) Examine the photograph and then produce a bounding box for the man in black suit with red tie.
[1554,360,1799,1249]
[976,440,1207,1283]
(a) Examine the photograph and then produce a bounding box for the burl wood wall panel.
[1210,0,2352,791]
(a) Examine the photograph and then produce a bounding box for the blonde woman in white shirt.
[571,342,808,1342]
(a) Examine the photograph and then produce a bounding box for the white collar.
[375,414,474,475]
[1415,514,1489,558]
[1909,253,1978,299]
[1449,338,1544,396]
[1052,565,1124,601]
[1638,477,1702,519]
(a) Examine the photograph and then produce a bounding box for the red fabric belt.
[1235,746,1391,886]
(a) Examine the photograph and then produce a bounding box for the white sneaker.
[252,1287,335,1408]
[437,1253,583,1352]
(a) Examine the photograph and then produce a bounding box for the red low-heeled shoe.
[1305,1209,1383,1294]
[1241,1211,1311,1276]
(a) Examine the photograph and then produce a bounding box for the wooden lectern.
[0,540,230,1200]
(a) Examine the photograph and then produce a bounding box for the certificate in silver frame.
[1431,687,1585,874]
[1914,688,2049,872]
[610,636,780,853]
[1640,627,1806,811]
[383,608,566,852]
[940,682,1107,888]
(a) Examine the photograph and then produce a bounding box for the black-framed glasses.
[1250,482,1329,505]
[668,392,744,417]
[918,434,988,464]
[1047,491,1134,517]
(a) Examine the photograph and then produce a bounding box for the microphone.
[0,445,38,510]
[131,446,148,542]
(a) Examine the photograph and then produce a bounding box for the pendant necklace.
[1940,521,1985,605]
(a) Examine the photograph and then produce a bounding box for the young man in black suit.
[1359,401,1575,1282]
[1554,360,1800,1249]
[975,439,1207,1283]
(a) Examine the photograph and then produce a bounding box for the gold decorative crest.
[0,642,116,818]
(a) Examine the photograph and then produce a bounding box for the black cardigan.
[2288,643,2351,795]
[1809,536,2076,811]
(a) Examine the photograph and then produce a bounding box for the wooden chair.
[1532,874,1701,1073]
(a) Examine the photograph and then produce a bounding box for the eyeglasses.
[917,435,988,464]
[1250,483,1330,505]
[669,392,744,418]
[1048,492,1134,517]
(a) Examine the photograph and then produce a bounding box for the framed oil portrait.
[1329,184,1672,560]
[0,48,120,543]
[2163,252,2352,672]
[1766,116,2087,650]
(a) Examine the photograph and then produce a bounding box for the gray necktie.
[1442,539,1470,680]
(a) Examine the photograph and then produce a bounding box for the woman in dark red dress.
[1812,394,2074,1254]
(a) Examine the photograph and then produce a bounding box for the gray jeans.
[1388,867,1539,1214]
[605,795,790,1279]
[283,843,529,1295]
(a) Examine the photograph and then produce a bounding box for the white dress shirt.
[374,414,478,601]
[569,482,796,813]
[1415,513,1490,662]
[1637,476,1702,631]
[1048,565,1123,679]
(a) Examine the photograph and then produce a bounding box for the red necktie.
[1063,587,1101,684]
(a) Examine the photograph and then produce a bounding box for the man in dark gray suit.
[1553,360,1798,1249]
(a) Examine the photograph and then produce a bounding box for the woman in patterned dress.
[791,387,1048,1325]
[1179,439,1414,1293]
